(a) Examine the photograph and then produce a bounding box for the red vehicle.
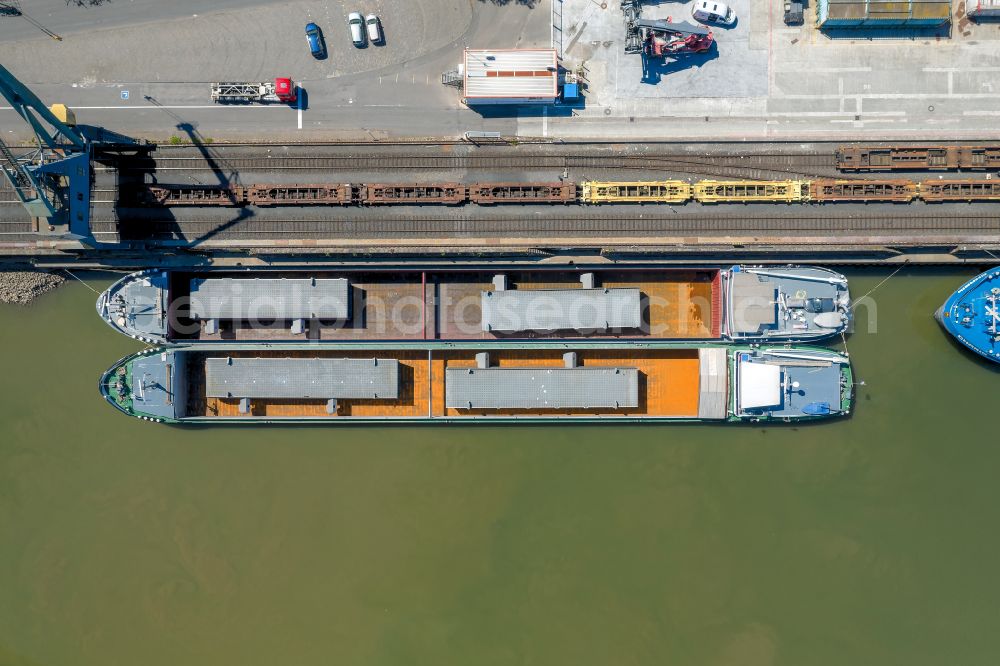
[636,18,714,57]
[211,77,297,104]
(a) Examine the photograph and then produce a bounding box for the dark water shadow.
[161,414,856,431]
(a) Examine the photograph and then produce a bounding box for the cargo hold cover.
[189,278,350,320]
[205,357,398,399]
[446,366,639,409]
[481,288,642,333]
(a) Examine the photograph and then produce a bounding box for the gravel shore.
[0,270,66,304]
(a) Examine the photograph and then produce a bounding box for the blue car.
[305,22,326,59]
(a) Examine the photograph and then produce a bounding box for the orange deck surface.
[434,272,714,340]
[187,271,714,342]
[196,348,702,419]
[201,350,430,418]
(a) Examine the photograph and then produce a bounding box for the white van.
[692,0,736,25]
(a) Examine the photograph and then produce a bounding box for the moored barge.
[97,265,851,345]
[99,342,854,424]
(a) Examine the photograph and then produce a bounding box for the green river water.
[1,267,998,666]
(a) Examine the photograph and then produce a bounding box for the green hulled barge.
[100,341,854,425]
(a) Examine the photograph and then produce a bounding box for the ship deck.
[940,267,1000,360]
[186,348,708,419]
[169,269,717,342]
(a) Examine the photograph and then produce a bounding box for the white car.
[692,0,736,25]
[365,14,383,44]
[348,12,365,46]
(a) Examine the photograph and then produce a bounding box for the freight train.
[836,145,1000,171]
[134,178,1000,207]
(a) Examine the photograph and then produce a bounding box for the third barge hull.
[97,265,851,345]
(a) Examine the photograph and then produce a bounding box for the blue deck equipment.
[936,267,1000,363]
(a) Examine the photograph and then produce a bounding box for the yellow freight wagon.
[580,181,692,204]
[693,180,808,204]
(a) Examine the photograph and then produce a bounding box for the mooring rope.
[60,268,99,294]
[849,261,909,310]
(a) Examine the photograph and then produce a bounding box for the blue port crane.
[0,63,91,240]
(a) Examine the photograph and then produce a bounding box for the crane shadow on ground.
[640,50,719,85]
[129,96,255,247]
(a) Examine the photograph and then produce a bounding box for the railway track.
[99,152,838,180]
[0,186,117,206]
[121,212,1000,241]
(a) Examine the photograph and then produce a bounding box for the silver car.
[365,14,383,44]
[348,12,365,46]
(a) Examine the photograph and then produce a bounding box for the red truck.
[211,77,297,103]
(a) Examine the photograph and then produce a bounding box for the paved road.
[3,0,1000,145]
[0,0,542,141]
[0,0,285,38]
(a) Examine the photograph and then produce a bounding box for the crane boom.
[0,63,91,239]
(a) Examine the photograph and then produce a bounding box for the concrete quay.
[1,0,999,142]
